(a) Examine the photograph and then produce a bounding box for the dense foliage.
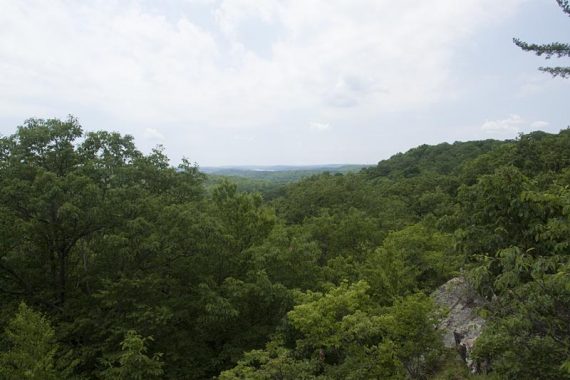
[1,117,570,379]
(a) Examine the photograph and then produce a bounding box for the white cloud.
[481,115,551,135]
[310,122,331,131]
[0,0,532,164]
[481,114,525,133]
[0,0,525,125]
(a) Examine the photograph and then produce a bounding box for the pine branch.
[513,38,570,58]
[539,66,570,78]
[557,0,570,17]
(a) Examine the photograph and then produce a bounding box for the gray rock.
[432,276,487,373]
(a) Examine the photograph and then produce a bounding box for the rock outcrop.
[432,276,487,373]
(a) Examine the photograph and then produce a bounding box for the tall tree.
[0,117,204,308]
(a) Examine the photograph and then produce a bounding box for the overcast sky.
[1,0,569,166]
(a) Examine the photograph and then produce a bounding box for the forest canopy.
[1,117,570,379]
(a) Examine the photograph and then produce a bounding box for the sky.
[1,0,569,166]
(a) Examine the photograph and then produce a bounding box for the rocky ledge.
[432,276,487,373]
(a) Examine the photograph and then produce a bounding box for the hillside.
[201,164,368,177]
[364,140,508,178]
[203,164,369,199]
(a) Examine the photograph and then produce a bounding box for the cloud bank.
[481,114,550,135]
[2,0,546,165]
[0,0,524,123]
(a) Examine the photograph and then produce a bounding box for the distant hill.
[363,139,509,178]
[201,164,369,177]
[202,164,370,199]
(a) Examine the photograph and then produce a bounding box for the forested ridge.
[1,117,570,379]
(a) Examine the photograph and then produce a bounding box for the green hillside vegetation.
[1,117,570,379]
[203,165,368,179]
[364,140,507,179]
[204,165,369,200]
[205,174,285,200]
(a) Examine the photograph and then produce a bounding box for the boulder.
[432,276,487,373]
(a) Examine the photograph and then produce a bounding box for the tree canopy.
[1,117,570,378]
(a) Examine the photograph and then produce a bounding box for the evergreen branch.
[539,66,570,78]
[557,0,570,17]
[513,38,570,58]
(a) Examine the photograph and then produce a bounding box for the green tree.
[212,181,276,255]
[0,303,59,380]
[221,282,443,379]
[245,224,323,290]
[514,0,570,78]
[0,117,204,309]
[467,185,570,379]
[101,330,164,380]
[0,118,141,305]
[362,222,456,304]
